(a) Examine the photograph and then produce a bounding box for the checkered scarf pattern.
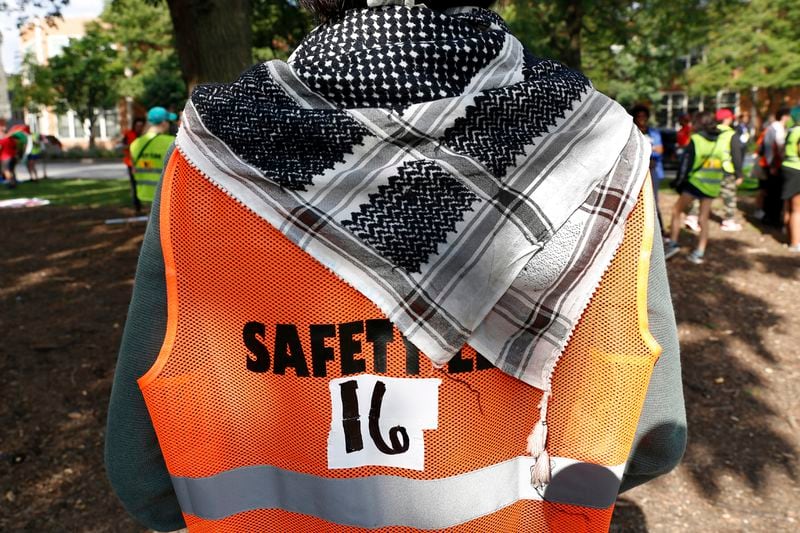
[175,5,650,390]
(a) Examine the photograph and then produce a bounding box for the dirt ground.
[1,194,798,532]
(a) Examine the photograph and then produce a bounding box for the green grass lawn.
[2,174,758,207]
[0,179,132,207]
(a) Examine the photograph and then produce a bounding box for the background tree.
[497,0,734,107]
[30,25,122,148]
[160,0,253,91]
[252,0,313,61]
[103,0,186,110]
[10,53,55,114]
[688,0,800,116]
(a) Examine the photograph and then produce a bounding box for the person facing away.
[24,130,43,182]
[106,1,686,531]
[780,106,800,252]
[686,109,750,233]
[676,113,693,149]
[130,107,176,208]
[715,108,746,231]
[0,119,17,187]
[665,110,740,264]
[121,117,146,212]
[0,123,28,188]
[755,107,791,225]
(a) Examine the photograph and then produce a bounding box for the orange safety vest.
[139,151,660,532]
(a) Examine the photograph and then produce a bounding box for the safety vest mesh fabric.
[717,125,736,174]
[784,127,800,171]
[688,131,733,197]
[30,133,42,156]
[138,151,660,532]
[131,133,174,202]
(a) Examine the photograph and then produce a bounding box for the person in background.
[665,111,735,264]
[633,104,665,229]
[0,119,14,187]
[754,107,790,225]
[735,111,751,146]
[120,117,146,212]
[781,106,800,252]
[716,108,746,232]
[24,130,43,182]
[683,109,747,233]
[106,3,685,531]
[130,108,176,209]
[676,113,693,150]
[0,123,28,189]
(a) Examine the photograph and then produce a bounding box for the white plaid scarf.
[176,5,650,484]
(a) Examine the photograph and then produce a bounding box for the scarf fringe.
[527,389,552,488]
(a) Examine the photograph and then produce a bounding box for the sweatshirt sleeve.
[731,133,745,179]
[105,147,185,531]
[675,139,695,185]
[620,210,687,492]
[763,127,777,165]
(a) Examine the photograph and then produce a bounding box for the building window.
[103,109,120,139]
[658,92,687,129]
[73,114,87,138]
[46,35,72,60]
[717,90,739,113]
[57,113,72,138]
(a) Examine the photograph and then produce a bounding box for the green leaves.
[47,25,121,116]
[101,0,187,109]
[688,0,800,94]
[252,0,313,61]
[496,0,793,108]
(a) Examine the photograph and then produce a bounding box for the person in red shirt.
[676,113,692,148]
[0,120,22,189]
[120,117,146,211]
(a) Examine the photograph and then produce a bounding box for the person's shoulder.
[130,134,150,151]
[649,127,663,141]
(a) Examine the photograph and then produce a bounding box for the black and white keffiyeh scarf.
[176,4,650,480]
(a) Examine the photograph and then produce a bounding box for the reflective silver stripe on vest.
[135,180,160,186]
[171,456,625,527]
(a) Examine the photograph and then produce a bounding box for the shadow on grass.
[667,237,798,499]
[0,179,130,207]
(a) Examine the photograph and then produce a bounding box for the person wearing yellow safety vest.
[683,109,748,233]
[130,107,176,206]
[24,130,43,182]
[665,110,738,264]
[106,2,687,531]
[781,106,800,252]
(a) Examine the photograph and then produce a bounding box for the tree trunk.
[562,1,583,70]
[88,125,96,150]
[166,0,253,93]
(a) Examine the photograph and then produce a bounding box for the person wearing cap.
[684,109,745,233]
[665,110,739,264]
[781,106,800,252]
[716,108,746,232]
[129,107,177,206]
